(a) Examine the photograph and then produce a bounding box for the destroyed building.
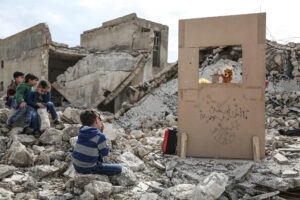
[0,13,169,112]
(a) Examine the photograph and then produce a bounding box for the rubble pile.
[0,100,299,199]
[266,40,300,93]
[0,40,299,200]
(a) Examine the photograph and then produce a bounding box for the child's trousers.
[74,162,122,176]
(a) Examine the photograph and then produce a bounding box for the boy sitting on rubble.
[26,80,61,137]
[6,73,39,134]
[72,109,122,176]
[4,71,24,107]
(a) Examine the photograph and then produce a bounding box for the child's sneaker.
[22,127,34,134]
[4,122,13,130]
[33,131,41,138]
[53,119,62,125]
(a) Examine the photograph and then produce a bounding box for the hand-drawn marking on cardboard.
[197,98,249,145]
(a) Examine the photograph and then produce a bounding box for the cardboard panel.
[178,13,266,159]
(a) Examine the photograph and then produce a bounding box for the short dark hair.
[25,73,39,83]
[80,109,101,126]
[37,80,50,89]
[13,71,24,79]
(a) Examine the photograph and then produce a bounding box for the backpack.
[163,128,177,154]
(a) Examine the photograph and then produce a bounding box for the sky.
[1,0,300,62]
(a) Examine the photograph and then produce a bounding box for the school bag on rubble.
[162,128,177,154]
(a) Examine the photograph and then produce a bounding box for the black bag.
[163,128,177,154]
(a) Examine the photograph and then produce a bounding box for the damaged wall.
[0,23,51,92]
[52,51,150,109]
[0,14,169,112]
[80,13,168,69]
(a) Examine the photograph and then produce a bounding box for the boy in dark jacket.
[72,109,122,176]
[26,80,60,137]
[6,73,38,134]
[5,71,24,107]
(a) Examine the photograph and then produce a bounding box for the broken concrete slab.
[231,163,254,182]
[191,172,228,200]
[0,165,17,179]
[273,153,289,164]
[282,169,299,177]
[53,52,145,108]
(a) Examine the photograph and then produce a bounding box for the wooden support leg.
[253,136,260,163]
[180,132,188,158]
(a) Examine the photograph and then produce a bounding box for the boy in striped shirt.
[71,109,122,175]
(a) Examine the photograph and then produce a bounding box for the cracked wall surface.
[52,51,149,108]
[0,23,51,91]
[80,13,168,69]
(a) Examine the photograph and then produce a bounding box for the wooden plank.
[246,191,280,200]
[180,132,188,158]
[253,136,260,162]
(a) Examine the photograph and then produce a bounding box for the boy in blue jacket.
[26,80,60,137]
[72,109,122,176]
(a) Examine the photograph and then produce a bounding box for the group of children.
[4,71,122,176]
[4,72,60,137]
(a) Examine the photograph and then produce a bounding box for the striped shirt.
[72,126,109,170]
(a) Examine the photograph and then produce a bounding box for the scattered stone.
[117,151,145,172]
[140,193,158,200]
[0,109,9,124]
[7,142,34,167]
[0,187,14,199]
[39,128,63,145]
[130,130,143,139]
[163,184,196,200]
[140,137,163,146]
[69,136,78,148]
[231,163,253,182]
[38,189,53,200]
[274,153,289,164]
[64,164,76,179]
[35,152,50,165]
[7,127,23,136]
[153,160,165,170]
[192,172,228,200]
[137,146,148,158]
[49,150,66,161]
[80,191,94,200]
[146,181,164,192]
[166,160,178,171]
[84,181,112,199]
[0,165,16,179]
[74,173,110,188]
[111,167,136,186]
[103,123,125,141]
[31,165,60,178]
[0,136,9,153]
[112,186,124,193]
[282,169,299,177]
[62,107,82,124]
[12,134,37,146]
[62,124,81,141]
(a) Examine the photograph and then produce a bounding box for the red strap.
[163,129,169,153]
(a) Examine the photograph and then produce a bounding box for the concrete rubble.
[0,21,300,200]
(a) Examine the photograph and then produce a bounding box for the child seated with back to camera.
[71,109,122,176]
